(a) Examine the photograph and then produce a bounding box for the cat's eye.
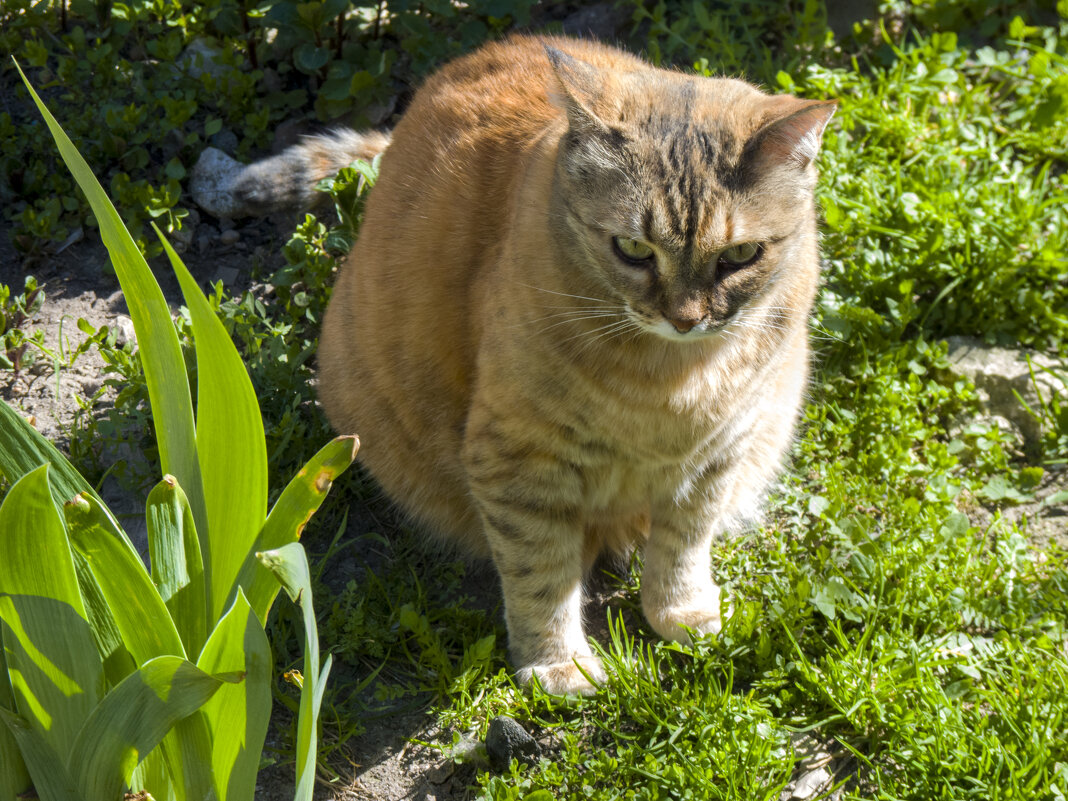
[612,236,656,266]
[719,242,762,268]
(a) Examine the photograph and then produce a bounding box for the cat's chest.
[541,358,756,492]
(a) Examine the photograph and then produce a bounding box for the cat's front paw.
[516,655,606,696]
[644,599,723,644]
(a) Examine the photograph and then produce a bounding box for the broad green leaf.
[15,63,208,542]
[196,590,271,801]
[72,549,135,689]
[0,465,103,760]
[235,435,358,623]
[67,655,234,801]
[0,708,79,801]
[258,543,326,801]
[65,492,186,665]
[147,476,207,658]
[128,749,168,797]
[0,405,135,686]
[0,400,102,514]
[147,710,215,801]
[0,637,31,801]
[158,233,268,623]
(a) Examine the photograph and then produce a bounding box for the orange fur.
[310,35,835,693]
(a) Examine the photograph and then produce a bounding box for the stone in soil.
[486,716,541,771]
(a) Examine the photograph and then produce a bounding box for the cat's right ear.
[544,46,610,134]
[748,99,838,172]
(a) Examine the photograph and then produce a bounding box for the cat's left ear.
[544,45,610,133]
[749,99,838,170]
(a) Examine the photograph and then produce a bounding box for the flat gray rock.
[945,336,1067,448]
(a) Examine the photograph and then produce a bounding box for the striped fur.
[303,36,834,694]
[231,129,390,214]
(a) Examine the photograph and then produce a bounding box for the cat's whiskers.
[528,311,628,337]
[512,282,614,305]
[560,317,638,351]
[574,322,643,356]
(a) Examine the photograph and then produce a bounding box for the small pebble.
[113,315,137,349]
[792,766,831,800]
[220,229,240,245]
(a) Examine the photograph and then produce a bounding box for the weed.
[0,276,46,373]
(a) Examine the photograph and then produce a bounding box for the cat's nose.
[666,315,700,333]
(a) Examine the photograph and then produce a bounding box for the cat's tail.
[190,128,391,218]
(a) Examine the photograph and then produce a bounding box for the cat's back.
[319,36,608,551]
[397,35,645,158]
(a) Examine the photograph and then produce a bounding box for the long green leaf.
[0,403,137,686]
[67,655,231,801]
[65,493,186,665]
[196,590,271,801]
[0,400,102,514]
[0,465,102,761]
[155,711,215,801]
[0,400,132,709]
[258,543,327,801]
[157,233,268,623]
[0,633,31,801]
[15,62,208,541]
[71,548,136,689]
[0,708,80,801]
[147,476,208,659]
[235,435,358,624]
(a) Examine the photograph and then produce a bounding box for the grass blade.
[157,231,268,623]
[0,465,102,760]
[0,399,101,513]
[0,639,31,801]
[14,61,208,541]
[71,548,136,688]
[196,589,272,801]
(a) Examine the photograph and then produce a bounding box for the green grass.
[5,0,1068,798]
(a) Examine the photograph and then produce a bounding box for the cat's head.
[545,45,836,343]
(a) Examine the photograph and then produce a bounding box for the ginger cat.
[233,35,835,694]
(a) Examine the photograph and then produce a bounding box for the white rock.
[190,147,246,219]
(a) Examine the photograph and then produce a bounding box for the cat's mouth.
[627,308,729,342]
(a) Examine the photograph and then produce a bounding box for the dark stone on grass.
[486,716,541,771]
